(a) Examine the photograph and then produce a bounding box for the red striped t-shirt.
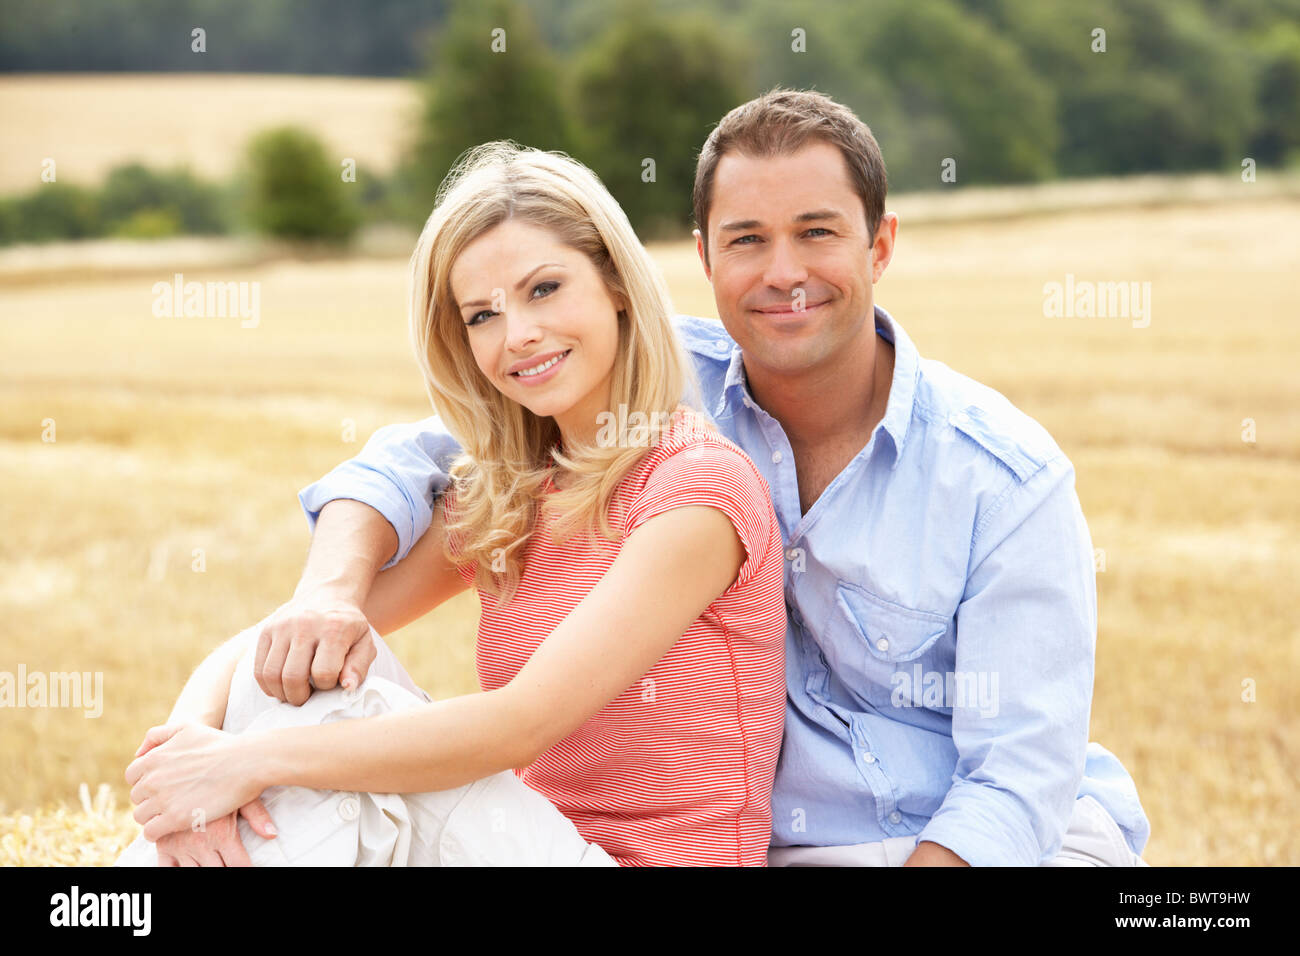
[445,404,786,866]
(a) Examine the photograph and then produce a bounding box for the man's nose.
[762,236,809,291]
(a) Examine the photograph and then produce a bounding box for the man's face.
[696,141,895,380]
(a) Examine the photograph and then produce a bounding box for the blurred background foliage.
[2,0,1299,241]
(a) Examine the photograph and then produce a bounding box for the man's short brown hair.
[693,88,888,264]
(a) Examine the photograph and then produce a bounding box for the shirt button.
[338,794,360,821]
[949,411,971,427]
[772,450,783,463]
[888,811,902,825]
[862,751,876,764]
[785,548,798,561]
[876,636,890,652]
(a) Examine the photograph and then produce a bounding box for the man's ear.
[693,228,712,282]
[870,212,899,284]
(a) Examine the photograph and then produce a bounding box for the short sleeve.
[623,441,778,593]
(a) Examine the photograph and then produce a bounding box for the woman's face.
[450,218,623,446]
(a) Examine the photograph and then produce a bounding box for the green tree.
[242,126,361,242]
[1250,24,1300,165]
[405,0,574,220]
[99,163,227,236]
[990,0,1255,176]
[10,184,101,243]
[571,7,752,238]
[863,0,1059,185]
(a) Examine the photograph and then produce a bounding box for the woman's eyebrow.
[458,262,565,310]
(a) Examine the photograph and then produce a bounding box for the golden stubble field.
[1,194,1297,865]
[0,73,419,186]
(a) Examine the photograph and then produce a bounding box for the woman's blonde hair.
[409,141,703,603]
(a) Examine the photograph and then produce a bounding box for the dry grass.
[0,73,419,188]
[2,190,1296,866]
[0,784,139,866]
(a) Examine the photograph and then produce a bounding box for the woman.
[119,142,787,866]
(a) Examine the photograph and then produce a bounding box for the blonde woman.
[119,143,787,867]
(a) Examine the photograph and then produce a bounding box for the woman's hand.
[125,722,267,843]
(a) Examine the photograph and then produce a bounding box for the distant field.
[0,73,419,187]
[2,194,1296,866]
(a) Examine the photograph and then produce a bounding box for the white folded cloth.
[115,625,616,867]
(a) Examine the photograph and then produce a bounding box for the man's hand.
[254,596,376,705]
[904,840,970,867]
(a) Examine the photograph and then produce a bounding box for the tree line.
[2,0,1297,243]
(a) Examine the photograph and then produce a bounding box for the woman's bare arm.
[163,627,260,729]
[240,504,746,795]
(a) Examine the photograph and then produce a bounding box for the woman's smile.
[509,348,572,385]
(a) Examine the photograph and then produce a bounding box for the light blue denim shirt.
[299,306,1150,866]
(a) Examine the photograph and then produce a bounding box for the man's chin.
[742,339,840,380]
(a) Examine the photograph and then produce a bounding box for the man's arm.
[910,455,1096,867]
[298,416,463,570]
[250,499,391,704]
[251,418,465,704]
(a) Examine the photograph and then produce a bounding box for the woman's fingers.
[238,797,278,839]
[128,723,181,766]
[133,726,168,757]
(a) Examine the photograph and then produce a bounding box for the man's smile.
[751,298,832,317]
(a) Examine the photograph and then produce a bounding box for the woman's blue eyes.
[465,281,559,326]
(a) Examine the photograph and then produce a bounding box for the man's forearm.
[292,498,399,606]
[904,840,970,867]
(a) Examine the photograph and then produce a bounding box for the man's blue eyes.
[731,228,832,245]
[466,281,559,325]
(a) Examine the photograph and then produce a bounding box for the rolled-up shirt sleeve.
[297,416,463,571]
[915,454,1096,866]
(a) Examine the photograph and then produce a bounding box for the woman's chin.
[511,393,571,421]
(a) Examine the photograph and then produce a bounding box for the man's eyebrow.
[458,262,565,310]
[794,209,846,223]
[717,210,846,234]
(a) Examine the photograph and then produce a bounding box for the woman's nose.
[503,305,544,353]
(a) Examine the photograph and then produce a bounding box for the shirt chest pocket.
[833,583,954,708]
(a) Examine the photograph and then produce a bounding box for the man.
[183,88,1150,866]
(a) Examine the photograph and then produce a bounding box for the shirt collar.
[714,341,751,419]
[871,304,918,470]
[714,304,919,469]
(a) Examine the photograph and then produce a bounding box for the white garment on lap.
[115,621,617,867]
[767,793,1150,867]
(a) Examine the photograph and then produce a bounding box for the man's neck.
[744,323,894,452]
